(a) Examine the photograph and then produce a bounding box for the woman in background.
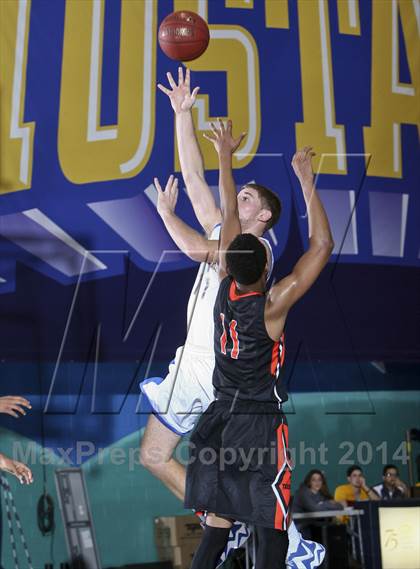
[292,469,344,540]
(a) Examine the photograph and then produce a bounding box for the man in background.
[373,464,409,499]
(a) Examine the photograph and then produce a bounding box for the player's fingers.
[165,174,174,190]
[226,119,232,134]
[171,179,179,200]
[17,465,32,484]
[236,132,247,146]
[203,132,216,142]
[169,176,178,192]
[2,396,30,406]
[166,72,177,88]
[11,405,26,416]
[210,122,219,135]
[26,469,34,484]
[191,86,200,100]
[178,66,183,85]
[153,177,163,193]
[157,83,171,96]
[218,118,225,133]
[5,409,19,418]
[14,397,31,407]
[185,67,191,86]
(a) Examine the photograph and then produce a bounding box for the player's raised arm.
[158,67,221,235]
[203,119,246,278]
[154,174,219,263]
[266,147,334,339]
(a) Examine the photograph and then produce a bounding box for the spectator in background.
[335,465,380,505]
[293,469,344,539]
[373,464,409,499]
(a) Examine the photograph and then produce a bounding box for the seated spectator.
[293,469,343,539]
[335,465,380,505]
[373,464,409,499]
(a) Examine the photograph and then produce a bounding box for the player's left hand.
[203,119,246,156]
[154,175,179,217]
[0,454,33,485]
[291,146,316,187]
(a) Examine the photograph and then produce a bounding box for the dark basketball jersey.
[213,276,288,404]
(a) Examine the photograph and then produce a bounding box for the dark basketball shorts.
[184,399,292,530]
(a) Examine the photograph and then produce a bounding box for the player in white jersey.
[141,220,273,436]
[140,69,325,568]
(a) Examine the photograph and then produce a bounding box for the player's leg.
[139,415,186,501]
[190,514,232,569]
[255,526,288,569]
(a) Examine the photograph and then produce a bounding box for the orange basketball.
[158,11,210,62]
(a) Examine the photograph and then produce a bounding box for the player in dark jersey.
[185,119,334,569]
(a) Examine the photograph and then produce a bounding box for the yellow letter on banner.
[174,0,261,171]
[58,0,156,184]
[363,0,420,178]
[337,0,361,36]
[0,0,35,195]
[265,0,289,29]
[295,0,347,174]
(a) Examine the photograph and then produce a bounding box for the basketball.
[158,11,210,62]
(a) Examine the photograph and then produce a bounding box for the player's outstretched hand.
[291,146,316,187]
[0,453,33,485]
[203,118,246,156]
[154,175,179,217]
[157,67,200,113]
[0,396,31,418]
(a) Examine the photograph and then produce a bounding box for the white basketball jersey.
[185,225,221,354]
[184,225,273,355]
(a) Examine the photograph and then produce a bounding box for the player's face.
[237,186,264,228]
[309,473,323,492]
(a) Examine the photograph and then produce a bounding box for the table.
[244,508,365,569]
[292,508,365,568]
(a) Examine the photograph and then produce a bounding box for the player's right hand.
[154,175,179,217]
[0,454,33,485]
[0,396,31,418]
[157,67,200,113]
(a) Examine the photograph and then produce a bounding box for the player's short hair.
[347,465,363,477]
[383,464,399,476]
[226,233,267,285]
[245,183,282,231]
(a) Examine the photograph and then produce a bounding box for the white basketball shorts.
[140,346,215,436]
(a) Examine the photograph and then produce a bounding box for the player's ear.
[257,208,271,225]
